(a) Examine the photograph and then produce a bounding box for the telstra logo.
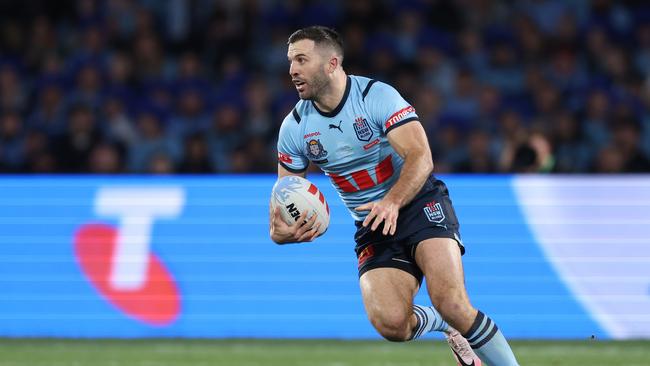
[74,187,185,326]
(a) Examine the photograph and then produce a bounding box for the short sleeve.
[365,81,419,134]
[277,111,309,173]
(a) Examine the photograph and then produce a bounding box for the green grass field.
[0,339,648,366]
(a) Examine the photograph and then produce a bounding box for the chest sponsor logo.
[363,138,380,150]
[423,200,445,223]
[304,131,321,139]
[353,117,373,142]
[306,139,328,163]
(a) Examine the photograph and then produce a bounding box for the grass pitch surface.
[0,339,648,366]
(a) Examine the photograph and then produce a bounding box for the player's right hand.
[270,206,321,244]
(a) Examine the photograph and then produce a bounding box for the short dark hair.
[288,26,344,59]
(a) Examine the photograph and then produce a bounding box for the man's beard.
[302,69,329,101]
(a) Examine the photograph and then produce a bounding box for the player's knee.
[431,292,474,321]
[376,324,411,342]
[371,313,411,342]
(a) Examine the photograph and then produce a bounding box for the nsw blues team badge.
[353,117,373,142]
[423,200,445,223]
[306,139,328,164]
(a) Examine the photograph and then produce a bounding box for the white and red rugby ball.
[271,176,330,234]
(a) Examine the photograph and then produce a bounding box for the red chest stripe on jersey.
[375,155,394,184]
[318,191,325,204]
[328,155,395,192]
[385,106,415,130]
[351,170,375,190]
[278,152,293,164]
[329,173,357,193]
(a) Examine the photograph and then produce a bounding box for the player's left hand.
[355,199,400,235]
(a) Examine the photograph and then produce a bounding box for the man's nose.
[289,63,298,76]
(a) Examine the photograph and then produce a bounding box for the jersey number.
[328,155,394,192]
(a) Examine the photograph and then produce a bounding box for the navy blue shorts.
[354,177,464,283]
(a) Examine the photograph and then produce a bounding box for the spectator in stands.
[0,64,27,112]
[207,103,244,172]
[54,104,102,172]
[27,79,67,137]
[610,117,650,172]
[128,109,181,172]
[22,129,57,173]
[550,111,592,173]
[88,142,125,174]
[0,110,25,172]
[455,129,498,173]
[148,152,176,174]
[179,133,214,174]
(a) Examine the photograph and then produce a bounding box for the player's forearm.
[384,149,433,208]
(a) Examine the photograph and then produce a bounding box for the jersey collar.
[311,76,351,118]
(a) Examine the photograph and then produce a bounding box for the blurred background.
[0,0,649,175]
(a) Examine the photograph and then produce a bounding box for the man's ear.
[328,56,339,73]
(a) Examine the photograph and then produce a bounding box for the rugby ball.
[271,176,330,235]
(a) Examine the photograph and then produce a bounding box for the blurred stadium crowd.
[0,0,649,174]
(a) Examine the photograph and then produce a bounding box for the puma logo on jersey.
[329,120,343,132]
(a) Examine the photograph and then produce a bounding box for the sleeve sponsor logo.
[384,106,415,130]
[278,152,293,164]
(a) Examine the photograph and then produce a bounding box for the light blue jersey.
[277,75,419,221]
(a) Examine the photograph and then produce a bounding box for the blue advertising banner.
[0,175,647,339]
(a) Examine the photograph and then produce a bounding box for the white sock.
[410,304,449,340]
[464,311,519,366]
